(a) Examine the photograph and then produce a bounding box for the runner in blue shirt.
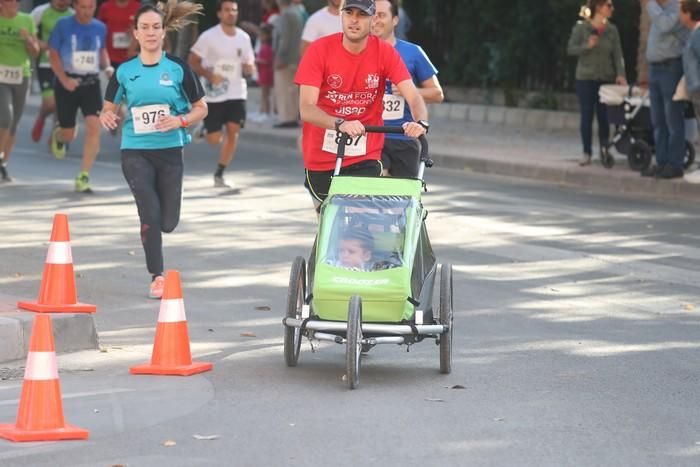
[100,1,207,299]
[48,0,110,192]
[373,0,443,177]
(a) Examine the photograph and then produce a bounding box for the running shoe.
[149,275,165,299]
[214,174,232,188]
[50,126,66,160]
[74,171,92,193]
[0,161,11,182]
[31,114,45,143]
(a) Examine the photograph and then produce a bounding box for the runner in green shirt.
[0,0,39,182]
[30,0,73,144]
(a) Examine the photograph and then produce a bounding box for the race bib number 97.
[322,129,367,157]
[131,104,170,134]
[0,65,22,85]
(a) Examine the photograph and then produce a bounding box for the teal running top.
[105,53,205,150]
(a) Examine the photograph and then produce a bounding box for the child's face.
[339,239,371,268]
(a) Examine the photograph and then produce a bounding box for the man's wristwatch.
[179,115,189,128]
[334,118,345,131]
[416,120,430,133]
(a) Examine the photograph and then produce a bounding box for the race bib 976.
[131,104,170,134]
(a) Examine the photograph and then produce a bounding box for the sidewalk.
[241,87,700,202]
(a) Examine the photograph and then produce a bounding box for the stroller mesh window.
[320,195,414,272]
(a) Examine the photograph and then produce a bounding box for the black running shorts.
[54,76,102,128]
[204,99,246,133]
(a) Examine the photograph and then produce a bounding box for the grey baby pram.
[598,84,696,170]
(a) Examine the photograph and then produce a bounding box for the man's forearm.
[408,94,428,121]
[300,102,336,130]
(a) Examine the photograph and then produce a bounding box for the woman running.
[0,0,40,182]
[99,0,207,298]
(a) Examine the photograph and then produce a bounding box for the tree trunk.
[636,1,650,84]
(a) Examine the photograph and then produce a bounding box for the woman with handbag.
[567,0,627,166]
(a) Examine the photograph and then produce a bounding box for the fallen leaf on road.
[163,440,177,447]
[240,332,257,337]
[94,409,100,413]
[128,251,136,256]
[99,348,108,353]
[684,304,695,311]
[13,272,21,278]
[494,417,505,422]
[255,306,271,311]
[208,328,215,332]
[112,464,126,467]
[424,398,444,403]
[192,434,220,441]
[447,384,466,390]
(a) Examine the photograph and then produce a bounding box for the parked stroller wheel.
[627,140,652,171]
[601,150,615,169]
[439,264,453,375]
[684,141,696,170]
[284,256,306,367]
[346,295,363,389]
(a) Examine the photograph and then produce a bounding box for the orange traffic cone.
[0,315,89,442]
[17,213,96,313]
[130,270,213,376]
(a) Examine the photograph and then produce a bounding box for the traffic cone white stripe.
[23,351,59,381]
[45,242,73,265]
[158,299,187,323]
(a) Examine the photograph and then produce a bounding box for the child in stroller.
[598,84,696,171]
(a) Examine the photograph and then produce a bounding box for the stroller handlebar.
[333,126,433,179]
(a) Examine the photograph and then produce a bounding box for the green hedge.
[403,0,640,91]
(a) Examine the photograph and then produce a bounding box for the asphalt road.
[1,109,700,466]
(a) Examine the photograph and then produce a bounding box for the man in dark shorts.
[373,0,443,177]
[295,0,428,211]
[48,0,111,192]
[188,0,255,189]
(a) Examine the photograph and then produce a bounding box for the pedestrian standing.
[99,0,208,298]
[29,0,73,146]
[272,0,303,128]
[295,0,428,211]
[0,0,39,182]
[254,23,274,121]
[48,0,111,192]
[188,0,256,189]
[373,0,443,178]
[679,1,700,128]
[642,0,689,179]
[300,0,341,56]
[567,0,627,167]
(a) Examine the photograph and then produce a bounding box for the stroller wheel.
[601,149,615,169]
[627,140,652,171]
[684,141,696,170]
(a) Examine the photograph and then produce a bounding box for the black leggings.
[121,148,184,276]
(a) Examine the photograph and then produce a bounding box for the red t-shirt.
[97,0,140,64]
[295,33,411,171]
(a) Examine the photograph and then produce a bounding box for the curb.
[242,126,700,202]
[0,296,99,364]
